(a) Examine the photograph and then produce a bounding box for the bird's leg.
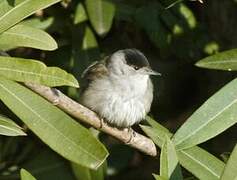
[99,118,105,129]
[124,127,136,144]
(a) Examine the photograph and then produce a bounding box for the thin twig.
[25,83,157,157]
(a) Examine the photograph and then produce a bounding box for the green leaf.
[178,146,225,180]
[71,161,106,180]
[20,17,54,30]
[20,169,36,180]
[0,114,26,136]
[0,0,24,18]
[146,116,172,135]
[74,3,88,25]
[0,78,108,169]
[141,119,225,180]
[0,0,61,34]
[140,117,172,148]
[221,144,237,180]
[153,174,167,180]
[0,24,57,50]
[0,56,79,87]
[196,48,237,71]
[160,137,183,180]
[176,4,196,29]
[85,0,115,36]
[172,78,237,150]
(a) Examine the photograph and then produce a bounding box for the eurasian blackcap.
[80,49,160,128]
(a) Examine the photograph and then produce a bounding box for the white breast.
[81,74,153,127]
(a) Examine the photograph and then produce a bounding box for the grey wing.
[81,60,108,81]
[80,58,109,96]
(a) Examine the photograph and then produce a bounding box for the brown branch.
[25,83,157,157]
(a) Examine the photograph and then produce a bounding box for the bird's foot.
[99,118,105,129]
[124,127,136,144]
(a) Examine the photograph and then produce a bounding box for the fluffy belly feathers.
[81,76,152,127]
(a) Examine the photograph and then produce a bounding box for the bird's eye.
[133,66,139,70]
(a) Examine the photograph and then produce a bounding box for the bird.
[80,49,160,128]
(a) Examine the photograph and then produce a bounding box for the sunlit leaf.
[0,0,61,33]
[74,3,88,25]
[0,0,24,18]
[0,56,79,87]
[0,114,26,136]
[85,0,115,36]
[20,169,36,180]
[0,24,57,50]
[0,78,108,169]
[196,48,237,71]
[160,137,183,180]
[221,144,237,180]
[20,17,54,30]
[172,78,237,150]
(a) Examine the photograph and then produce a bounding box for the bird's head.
[107,49,160,77]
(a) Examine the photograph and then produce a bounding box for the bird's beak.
[145,67,161,76]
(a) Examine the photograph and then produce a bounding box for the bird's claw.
[125,127,136,144]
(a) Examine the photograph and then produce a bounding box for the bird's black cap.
[123,49,150,69]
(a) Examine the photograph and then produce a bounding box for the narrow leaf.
[141,120,225,179]
[0,114,26,136]
[71,163,91,180]
[0,56,79,87]
[0,78,108,169]
[160,137,183,180]
[0,0,24,18]
[146,116,172,135]
[20,169,36,180]
[0,24,57,50]
[20,17,54,30]
[153,174,167,180]
[0,0,61,33]
[71,161,106,180]
[140,125,171,148]
[221,144,237,180]
[85,0,115,36]
[140,117,172,148]
[178,146,225,180]
[172,78,237,150]
[196,48,237,71]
